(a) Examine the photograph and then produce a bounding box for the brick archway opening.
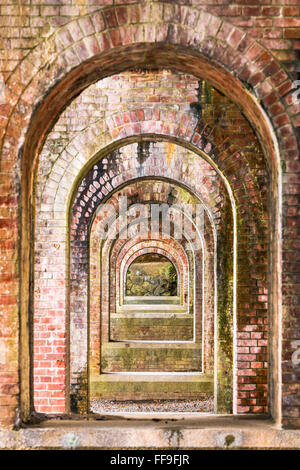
[70,164,219,414]
[21,48,282,426]
[88,191,210,413]
[57,129,236,414]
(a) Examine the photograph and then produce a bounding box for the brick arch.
[90,184,208,323]
[7,3,292,423]
[65,134,265,237]
[115,242,202,363]
[95,208,199,320]
[100,209,204,303]
[85,177,217,242]
[68,140,224,243]
[36,146,223,413]
[89,227,202,380]
[66,139,250,414]
[114,241,191,334]
[93,234,204,378]
[36,136,270,414]
[120,245,186,302]
[113,223,196,305]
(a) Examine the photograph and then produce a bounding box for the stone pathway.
[91,396,214,413]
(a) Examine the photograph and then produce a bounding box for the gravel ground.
[91,396,214,413]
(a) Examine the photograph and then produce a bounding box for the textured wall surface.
[34,72,268,414]
[0,0,299,435]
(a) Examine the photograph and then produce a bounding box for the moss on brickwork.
[217,196,234,414]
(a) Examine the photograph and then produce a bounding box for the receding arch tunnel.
[2,0,300,443]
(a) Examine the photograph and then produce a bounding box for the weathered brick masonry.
[0,0,299,431]
[35,71,268,414]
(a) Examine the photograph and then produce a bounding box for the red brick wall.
[0,1,299,427]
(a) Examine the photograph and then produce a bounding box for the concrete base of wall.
[1,416,300,449]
